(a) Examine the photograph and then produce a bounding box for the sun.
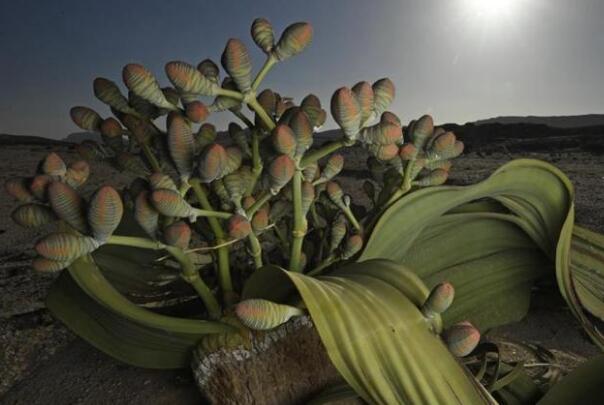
[461,0,522,20]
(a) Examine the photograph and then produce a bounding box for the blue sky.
[1,0,604,138]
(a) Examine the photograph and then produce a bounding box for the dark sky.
[2,0,604,139]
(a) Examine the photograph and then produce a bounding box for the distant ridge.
[63,131,101,143]
[0,133,72,146]
[474,114,604,129]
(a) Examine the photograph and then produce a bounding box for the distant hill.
[474,114,604,128]
[0,133,71,146]
[63,132,101,143]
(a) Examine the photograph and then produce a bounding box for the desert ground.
[0,137,603,404]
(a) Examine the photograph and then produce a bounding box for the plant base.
[191,316,361,404]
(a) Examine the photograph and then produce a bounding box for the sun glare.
[462,0,522,20]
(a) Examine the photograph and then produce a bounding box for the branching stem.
[289,170,305,272]
[300,138,348,168]
[189,178,234,304]
[252,54,277,91]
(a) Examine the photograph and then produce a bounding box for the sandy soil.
[0,143,603,404]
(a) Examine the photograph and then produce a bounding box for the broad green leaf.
[402,212,549,330]
[46,254,235,368]
[361,159,604,346]
[537,355,604,404]
[65,254,233,336]
[91,211,201,307]
[250,260,495,405]
[47,271,229,369]
[570,225,604,319]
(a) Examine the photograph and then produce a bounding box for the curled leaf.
[235,299,304,330]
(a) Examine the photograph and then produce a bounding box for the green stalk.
[189,179,234,304]
[384,160,414,207]
[252,54,277,91]
[307,254,337,276]
[216,87,245,101]
[246,191,272,217]
[106,235,166,250]
[300,138,348,168]
[247,232,263,269]
[232,110,254,129]
[105,235,221,319]
[141,143,161,173]
[192,207,232,219]
[289,170,305,272]
[249,130,263,195]
[342,206,362,232]
[247,98,276,131]
[165,246,221,320]
[273,224,289,250]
